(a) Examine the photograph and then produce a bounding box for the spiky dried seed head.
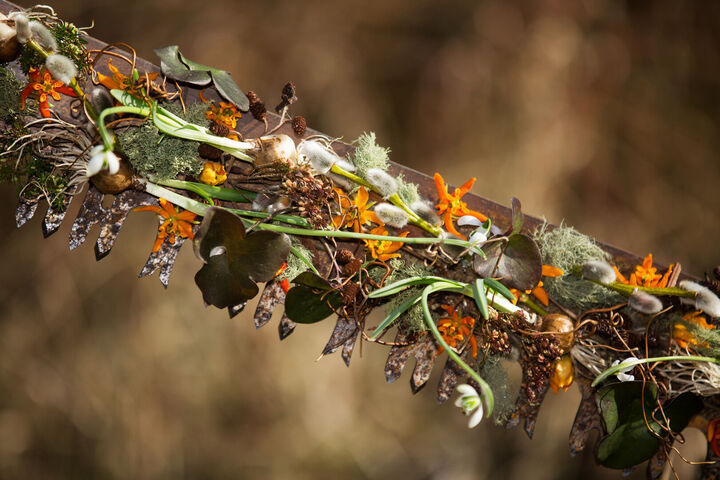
[336,249,355,265]
[209,121,230,137]
[628,289,663,315]
[374,203,408,228]
[581,260,617,285]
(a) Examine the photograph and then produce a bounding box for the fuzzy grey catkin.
[410,200,441,226]
[680,280,720,317]
[628,289,663,314]
[29,21,56,51]
[46,54,77,85]
[581,260,616,285]
[10,13,30,43]
[334,158,356,172]
[374,203,408,228]
[300,140,337,174]
[366,168,397,198]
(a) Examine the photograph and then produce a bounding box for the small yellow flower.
[363,226,408,262]
[436,304,478,358]
[198,161,227,186]
[96,59,159,95]
[205,101,242,130]
[333,187,382,232]
[433,172,487,239]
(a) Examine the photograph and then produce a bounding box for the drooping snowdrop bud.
[300,140,338,174]
[9,12,30,43]
[365,168,397,198]
[46,54,77,85]
[581,260,617,285]
[680,280,720,317]
[411,200,441,226]
[628,289,663,315]
[457,215,484,227]
[29,21,56,51]
[454,384,483,429]
[611,358,639,382]
[374,203,408,228]
[87,146,120,176]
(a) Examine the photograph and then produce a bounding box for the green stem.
[157,179,257,203]
[330,164,443,237]
[97,105,148,151]
[591,355,720,387]
[516,292,548,316]
[290,245,319,276]
[421,283,494,417]
[577,270,695,299]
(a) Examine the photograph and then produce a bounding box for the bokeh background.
[1,0,719,478]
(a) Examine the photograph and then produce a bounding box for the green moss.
[396,174,420,206]
[533,223,624,312]
[117,102,208,180]
[279,241,315,281]
[0,67,24,123]
[351,132,390,177]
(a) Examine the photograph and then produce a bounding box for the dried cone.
[90,155,134,194]
[291,116,306,136]
[540,313,575,353]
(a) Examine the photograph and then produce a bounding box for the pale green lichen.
[478,356,516,425]
[116,102,208,180]
[396,174,420,206]
[279,242,315,281]
[533,223,623,312]
[351,132,390,177]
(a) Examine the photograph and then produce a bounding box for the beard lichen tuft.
[278,241,314,281]
[533,223,624,312]
[116,102,208,180]
[0,67,24,123]
[478,356,516,425]
[350,132,390,177]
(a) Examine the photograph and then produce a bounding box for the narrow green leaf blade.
[370,291,423,339]
[368,276,465,298]
[472,279,489,319]
[483,278,516,302]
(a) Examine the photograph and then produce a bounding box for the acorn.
[90,155,134,194]
[0,14,20,62]
[247,134,297,166]
[540,313,575,353]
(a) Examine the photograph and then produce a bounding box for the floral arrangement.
[2,6,720,478]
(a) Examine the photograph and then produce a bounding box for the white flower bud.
[411,200,441,226]
[9,12,30,43]
[628,289,663,314]
[300,140,337,174]
[365,168,397,198]
[374,203,408,228]
[680,280,720,317]
[29,21,56,51]
[454,384,483,428]
[581,260,617,285]
[46,54,77,85]
[611,358,639,382]
[87,146,120,176]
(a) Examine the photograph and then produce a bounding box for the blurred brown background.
[2,0,719,478]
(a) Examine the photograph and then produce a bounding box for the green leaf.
[210,70,249,111]
[291,271,333,290]
[193,208,290,309]
[370,290,424,339]
[483,278,516,302]
[472,279,489,320]
[154,45,212,85]
[473,234,542,291]
[368,276,465,298]
[511,197,524,234]
[284,272,342,324]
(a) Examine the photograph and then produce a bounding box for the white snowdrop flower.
[374,203,408,228]
[454,384,484,428]
[457,215,484,227]
[410,200,440,226]
[365,168,397,198]
[611,358,640,382]
[628,288,663,315]
[300,140,338,174]
[10,12,30,43]
[29,21,56,51]
[87,146,120,176]
[468,229,487,246]
[581,260,617,285]
[680,280,720,318]
[45,54,77,85]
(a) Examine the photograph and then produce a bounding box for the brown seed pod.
[540,313,575,353]
[90,155,134,194]
[0,14,20,62]
[209,121,230,138]
[247,134,298,166]
[198,143,223,160]
[291,116,306,136]
[336,249,355,265]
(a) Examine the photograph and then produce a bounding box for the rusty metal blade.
[95,190,156,260]
[253,281,285,329]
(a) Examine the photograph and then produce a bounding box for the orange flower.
[96,59,159,95]
[134,198,197,252]
[198,161,227,186]
[333,187,383,232]
[673,311,715,350]
[433,173,487,239]
[436,304,478,358]
[363,226,408,262]
[613,254,673,288]
[20,68,77,118]
[510,264,564,306]
[205,101,242,130]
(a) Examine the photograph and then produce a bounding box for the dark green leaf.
[472,279,489,320]
[664,393,703,432]
[284,286,342,324]
[597,382,657,434]
[511,197,524,234]
[211,70,250,111]
[596,420,662,469]
[193,208,290,309]
[154,45,212,85]
[483,278,516,302]
[291,271,333,290]
[370,290,424,338]
[473,234,542,291]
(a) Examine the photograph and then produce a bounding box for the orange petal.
[542,265,564,277]
[159,199,177,218]
[151,234,164,252]
[434,173,448,198]
[355,187,369,208]
[176,211,197,222]
[456,177,477,197]
[443,212,466,240]
[134,205,164,214]
[532,286,549,306]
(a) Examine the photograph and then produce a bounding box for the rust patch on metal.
[253,281,285,329]
[384,327,436,388]
[321,316,359,367]
[138,234,188,287]
[437,357,466,404]
[69,186,108,250]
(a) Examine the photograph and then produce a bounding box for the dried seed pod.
[275,81,297,112]
[342,258,363,277]
[209,121,230,138]
[342,282,360,305]
[292,116,306,136]
[549,354,574,393]
[0,13,20,62]
[198,143,223,160]
[540,313,574,353]
[248,134,298,166]
[336,249,355,265]
[247,90,267,121]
